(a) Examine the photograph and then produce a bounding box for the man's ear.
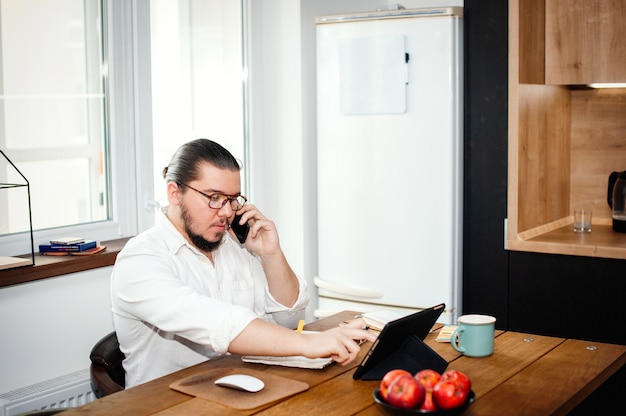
[167,181,182,206]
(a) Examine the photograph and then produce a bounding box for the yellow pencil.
[296,319,305,333]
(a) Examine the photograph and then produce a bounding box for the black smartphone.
[231,214,249,244]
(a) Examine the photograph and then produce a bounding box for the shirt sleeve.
[262,273,309,329]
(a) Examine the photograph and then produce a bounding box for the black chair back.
[89,331,125,398]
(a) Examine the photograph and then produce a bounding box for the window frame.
[0,0,154,257]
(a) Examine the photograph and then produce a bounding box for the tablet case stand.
[359,334,448,380]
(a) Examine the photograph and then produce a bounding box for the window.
[0,0,109,252]
[0,0,247,257]
[0,0,144,257]
[150,0,246,208]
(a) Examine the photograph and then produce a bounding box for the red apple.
[385,374,425,409]
[414,369,441,391]
[440,369,471,394]
[420,389,437,411]
[433,379,469,410]
[380,369,413,400]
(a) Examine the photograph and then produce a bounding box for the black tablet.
[353,303,447,380]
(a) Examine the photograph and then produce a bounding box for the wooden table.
[61,311,625,415]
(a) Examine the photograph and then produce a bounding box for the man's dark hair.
[162,139,241,184]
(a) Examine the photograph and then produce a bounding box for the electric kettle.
[607,171,626,233]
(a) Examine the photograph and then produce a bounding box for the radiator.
[0,369,95,416]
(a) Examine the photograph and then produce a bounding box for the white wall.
[0,0,463,395]
[0,267,114,393]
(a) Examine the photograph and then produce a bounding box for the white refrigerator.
[314,7,463,324]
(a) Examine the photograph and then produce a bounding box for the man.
[111,139,374,388]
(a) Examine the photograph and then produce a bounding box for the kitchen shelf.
[507,85,626,260]
[507,0,626,260]
[507,221,626,260]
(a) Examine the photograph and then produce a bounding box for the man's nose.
[218,201,234,216]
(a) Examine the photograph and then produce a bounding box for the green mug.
[451,314,496,357]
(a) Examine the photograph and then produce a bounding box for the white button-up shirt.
[111,209,308,387]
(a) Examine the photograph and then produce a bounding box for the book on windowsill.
[49,236,85,245]
[42,245,107,256]
[39,240,97,253]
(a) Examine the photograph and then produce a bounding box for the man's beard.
[180,203,224,252]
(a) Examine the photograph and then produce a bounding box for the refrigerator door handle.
[313,276,383,299]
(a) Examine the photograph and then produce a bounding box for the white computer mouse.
[214,374,265,393]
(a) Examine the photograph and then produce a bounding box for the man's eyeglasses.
[178,182,247,210]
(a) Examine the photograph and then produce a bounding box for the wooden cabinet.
[508,0,626,259]
[545,0,626,85]
[518,0,626,85]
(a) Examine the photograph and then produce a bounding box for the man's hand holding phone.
[230,206,282,258]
